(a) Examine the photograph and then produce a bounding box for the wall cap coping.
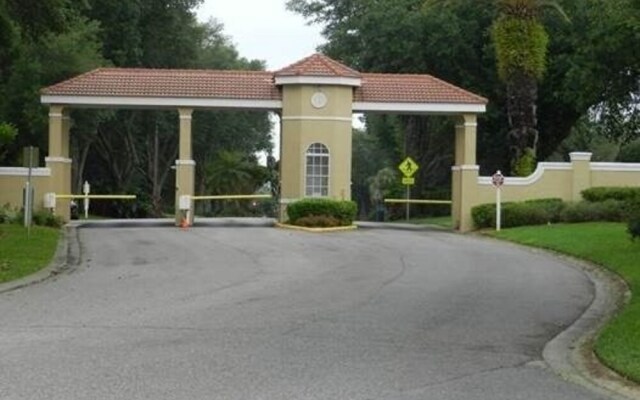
[570,152,593,161]
[591,162,640,172]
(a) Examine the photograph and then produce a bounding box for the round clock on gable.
[311,91,328,109]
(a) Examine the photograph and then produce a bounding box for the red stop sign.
[492,171,504,187]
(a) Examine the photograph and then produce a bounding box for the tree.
[289,0,638,177]
[0,121,16,160]
[491,0,568,174]
[203,151,268,215]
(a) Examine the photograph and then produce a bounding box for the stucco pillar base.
[570,152,592,201]
[452,165,479,232]
[46,157,72,221]
[175,161,195,226]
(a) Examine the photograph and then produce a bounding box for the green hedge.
[287,198,357,226]
[472,198,564,229]
[628,198,640,240]
[560,199,628,223]
[582,187,640,203]
[471,198,635,229]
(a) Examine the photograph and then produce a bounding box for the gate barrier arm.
[191,194,272,201]
[384,199,452,205]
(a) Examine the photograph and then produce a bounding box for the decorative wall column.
[175,108,195,225]
[46,105,72,221]
[451,114,479,232]
[570,152,592,201]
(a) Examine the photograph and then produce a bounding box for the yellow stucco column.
[451,114,479,232]
[570,152,592,201]
[46,105,72,221]
[279,85,354,221]
[175,108,195,225]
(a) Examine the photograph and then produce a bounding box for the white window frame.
[305,143,330,197]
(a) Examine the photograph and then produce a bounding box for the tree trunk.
[506,70,539,165]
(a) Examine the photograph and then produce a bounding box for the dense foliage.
[286,199,357,227]
[289,0,639,214]
[0,0,273,217]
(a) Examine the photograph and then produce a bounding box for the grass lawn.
[0,224,61,284]
[490,222,640,382]
[396,215,452,228]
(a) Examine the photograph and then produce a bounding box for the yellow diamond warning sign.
[398,157,419,178]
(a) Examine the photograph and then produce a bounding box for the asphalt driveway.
[0,224,610,399]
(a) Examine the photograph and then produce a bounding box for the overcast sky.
[195,0,325,70]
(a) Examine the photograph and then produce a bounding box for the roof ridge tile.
[274,53,361,78]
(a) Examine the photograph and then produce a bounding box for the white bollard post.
[83,181,91,219]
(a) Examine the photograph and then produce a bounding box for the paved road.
[0,224,609,399]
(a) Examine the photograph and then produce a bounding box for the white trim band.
[0,167,51,177]
[353,102,486,114]
[48,112,63,118]
[41,95,283,111]
[591,162,640,172]
[275,76,362,87]
[279,198,300,205]
[45,157,72,164]
[451,165,480,172]
[281,116,353,122]
[478,162,571,186]
[175,159,196,166]
[455,122,478,128]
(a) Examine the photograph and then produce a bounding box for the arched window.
[305,143,329,197]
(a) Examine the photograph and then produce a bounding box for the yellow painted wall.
[280,85,354,208]
[0,168,51,211]
[468,158,640,229]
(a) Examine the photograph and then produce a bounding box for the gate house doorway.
[41,53,486,231]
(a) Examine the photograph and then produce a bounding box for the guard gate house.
[39,53,487,230]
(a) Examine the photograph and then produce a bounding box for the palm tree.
[203,151,268,215]
[491,0,568,174]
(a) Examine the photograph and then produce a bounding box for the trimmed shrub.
[31,210,63,228]
[471,203,496,228]
[472,198,564,229]
[560,199,627,223]
[0,204,14,224]
[581,187,640,203]
[287,198,357,226]
[627,198,640,241]
[294,215,341,228]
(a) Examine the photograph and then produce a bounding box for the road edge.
[0,224,80,294]
[539,250,640,400]
[473,233,640,399]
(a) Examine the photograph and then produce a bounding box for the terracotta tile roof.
[355,73,488,104]
[42,54,487,106]
[41,68,281,100]
[274,53,361,78]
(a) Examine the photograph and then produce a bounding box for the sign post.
[492,170,505,231]
[24,146,35,236]
[398,157,419,221]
